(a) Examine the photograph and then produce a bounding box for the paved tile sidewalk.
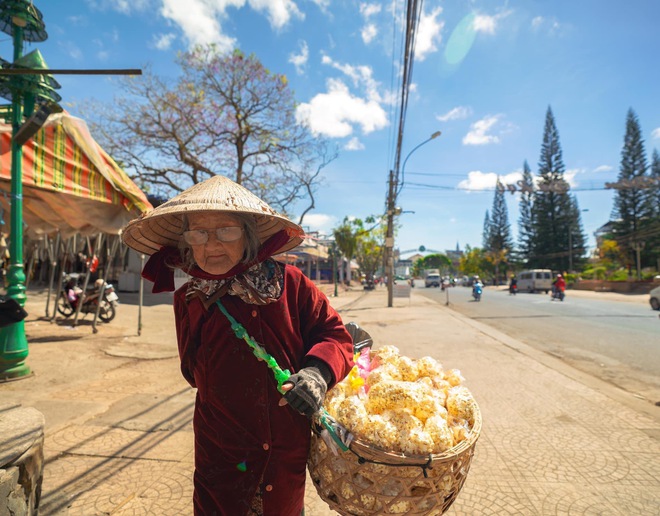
[1,284,658,515]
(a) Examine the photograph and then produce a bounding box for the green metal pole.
[0,24,31,381]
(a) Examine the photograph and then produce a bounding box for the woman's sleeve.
[173,287,197,388]
[295,271,354,388]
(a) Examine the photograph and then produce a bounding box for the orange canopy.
[0,111,152,238]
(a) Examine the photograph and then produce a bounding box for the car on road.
[650,285,660,310]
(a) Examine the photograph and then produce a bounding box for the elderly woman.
[122,175,354,515]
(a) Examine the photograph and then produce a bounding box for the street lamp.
[386,131,441,307]
[0,2,59,381]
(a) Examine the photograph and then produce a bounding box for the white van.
[517,269,553,293]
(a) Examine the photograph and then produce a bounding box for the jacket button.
[265,485,273,492]
[262,443,270,451]
[251,310,257,317]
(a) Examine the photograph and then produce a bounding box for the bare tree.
[82,46,333,218]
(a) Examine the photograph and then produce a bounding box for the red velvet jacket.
[174,263,354,515]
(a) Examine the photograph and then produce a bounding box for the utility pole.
[385,169,396,308]
[631,241,645,281]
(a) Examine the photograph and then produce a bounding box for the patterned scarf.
[185,259,283,309]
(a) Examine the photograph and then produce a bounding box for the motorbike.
[551,286,565,302]
[472,283,483,302]
[58,273,119,322]
[509,283,517,295]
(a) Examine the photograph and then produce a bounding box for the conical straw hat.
[121,175,304,256]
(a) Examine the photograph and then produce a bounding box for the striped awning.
[0,111,152,238]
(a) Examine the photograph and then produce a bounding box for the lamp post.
[0,1,59,381]
[386,131,441,307]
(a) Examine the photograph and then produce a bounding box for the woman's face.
[186,212,246,275]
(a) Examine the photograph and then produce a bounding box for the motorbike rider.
[552,273,566,298]
[509,274,518,294]
[472,275,483,293]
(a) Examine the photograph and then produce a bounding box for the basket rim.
[345,400,482,467]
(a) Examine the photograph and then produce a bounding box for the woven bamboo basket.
[307,402,481,515]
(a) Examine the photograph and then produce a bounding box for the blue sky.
[9,0,660,257]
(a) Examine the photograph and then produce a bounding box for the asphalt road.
[415,281,660,407]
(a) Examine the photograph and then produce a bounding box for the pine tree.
[517,160,535,264]
[484,178,514,282]
[530,106,585,272]
[488,177,514,253]
[651,149,660,218]
[645,149,660,268]
[611,108,653,272]
[482,210,491,249]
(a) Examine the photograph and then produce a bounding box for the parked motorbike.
[58,273,119,322]
[472,283,483,302]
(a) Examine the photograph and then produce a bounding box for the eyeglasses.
[182,227,243,245]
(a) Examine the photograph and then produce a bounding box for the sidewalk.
[2,284,659,515]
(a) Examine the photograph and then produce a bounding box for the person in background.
[552,273,566,296]
[509,274,518,295]
[121,175,354,516]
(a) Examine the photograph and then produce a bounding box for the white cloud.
[344,137,365,151]
[530,15,561,34]
[153,33,176,50]
[361,23,378,44]
[531,16,544,30]
[321,56,384,103]
[593,165,613,173]
[299,213,337,235]
[473,14,496,34]
[289,40,309,74]
[249,0,304,29]
[296,78,388,138]
[360,3,381,18]
[160,0,233,50]
[473,10,512,35]
[462,115,502,145]
[436,106,472,122]
[652,127,660,140]
[160,0,303,50]
[97,50,110,61]
[415,7,444,61]
[457,170,522,191]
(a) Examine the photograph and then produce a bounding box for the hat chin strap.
[142,230,291,293]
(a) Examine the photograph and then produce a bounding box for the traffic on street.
[415,280,660,407]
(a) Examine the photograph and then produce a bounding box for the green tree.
[459,246,488,278]
[517,160,535,265]
[611,109,655,272]
[333,217,359,284]
[651,149,660,217]
[482,210,491,249]
[83,46,335,222]
[484,177,514,281]
[419,253,452,273]
[529,106,585,271]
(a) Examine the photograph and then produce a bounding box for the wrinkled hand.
[278,367,328,417]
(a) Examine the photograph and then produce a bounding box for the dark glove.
[283,362,331,417]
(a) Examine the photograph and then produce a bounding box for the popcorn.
[424,415,454,453]
[397,355,418,381]
[324,345,477,457]
[446,386,477,424]
[366,362,403,386]
[416,356,444,378]
[444,369,465,386]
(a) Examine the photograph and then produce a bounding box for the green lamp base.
[0,320,31,382]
